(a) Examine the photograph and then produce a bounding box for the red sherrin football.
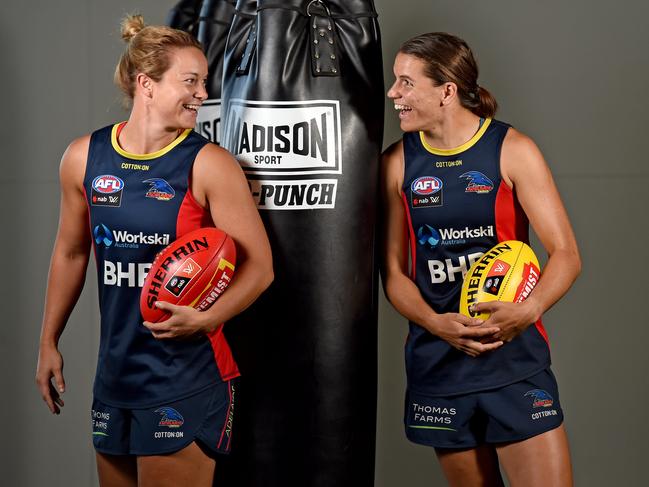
[140,227,236,322]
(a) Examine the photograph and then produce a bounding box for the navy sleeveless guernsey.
[401,118,551,396]
[84,123,240,408]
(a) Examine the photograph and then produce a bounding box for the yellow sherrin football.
[460,240,541,320]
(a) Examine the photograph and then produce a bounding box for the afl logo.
[92,175,124,194]
[412,176,442,196]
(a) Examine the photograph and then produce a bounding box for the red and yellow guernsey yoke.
[84,123,240,408]
[401,118,551,396]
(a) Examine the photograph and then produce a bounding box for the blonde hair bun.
[121,14,146,43]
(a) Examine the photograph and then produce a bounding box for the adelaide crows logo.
[524,389,554,408]
[154,407,184,428]
[144,178,175,201]
[459,171,494,194]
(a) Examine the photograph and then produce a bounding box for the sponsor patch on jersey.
[121,162,150,171]
[164,257,202,297]
[155,407,184,428]
[483,259,511,295]
[418,224,494,249]
[459,171,494,194]
[144,178,175,201]
[435,159,463,168]
[93,223,170,250]
[91,174,124,207]
[411,176,443,208]
[94,224,113,247]
[417,225,441,249]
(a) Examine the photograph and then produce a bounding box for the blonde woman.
[36,15,273,486]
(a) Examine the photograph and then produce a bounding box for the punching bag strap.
[236,21,257,75]
[307,0,340,77]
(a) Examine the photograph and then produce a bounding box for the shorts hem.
[405,420,564,450]
[405,430,478,450]
[129,437,197,456]
[486,420,564,445]
[93,443,130,456]
[194,434,230,456]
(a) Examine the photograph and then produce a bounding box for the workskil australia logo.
[196,99,221,145]
[417,224,494,248]
[93,223,170,249]
[221,99,342,210]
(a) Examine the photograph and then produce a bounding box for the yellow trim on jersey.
[419,118,492,156]
[111,123,192,160]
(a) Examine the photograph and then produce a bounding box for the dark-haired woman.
[35,15,273,486]
[381,32,580,486]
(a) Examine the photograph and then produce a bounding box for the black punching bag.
[219,1,384,486]
[195,0,237,145]
[166,0,204,34]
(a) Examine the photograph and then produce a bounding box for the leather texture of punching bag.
[195,0,237,145]
[166,0,204,34]
[218,1,384,486]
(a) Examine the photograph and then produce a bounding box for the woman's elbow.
[259,261,274,292]
[572,249,582,279]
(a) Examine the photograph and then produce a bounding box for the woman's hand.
[36,344,66,414]
[429,313,504,357]
[143,301,215,340]
[471,299,542,343]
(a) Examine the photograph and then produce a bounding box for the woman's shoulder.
[59,135,92,183]
[502,126,542,158]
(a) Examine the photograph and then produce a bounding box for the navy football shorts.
[91,379,236,456]
[405,368,563,449]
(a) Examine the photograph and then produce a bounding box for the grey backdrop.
[2,0,647,485]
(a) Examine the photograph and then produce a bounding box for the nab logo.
[412,176,442,196]
[92,175,124,194]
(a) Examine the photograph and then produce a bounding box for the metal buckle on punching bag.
[307,0,340,77]
[236,20,257,74]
